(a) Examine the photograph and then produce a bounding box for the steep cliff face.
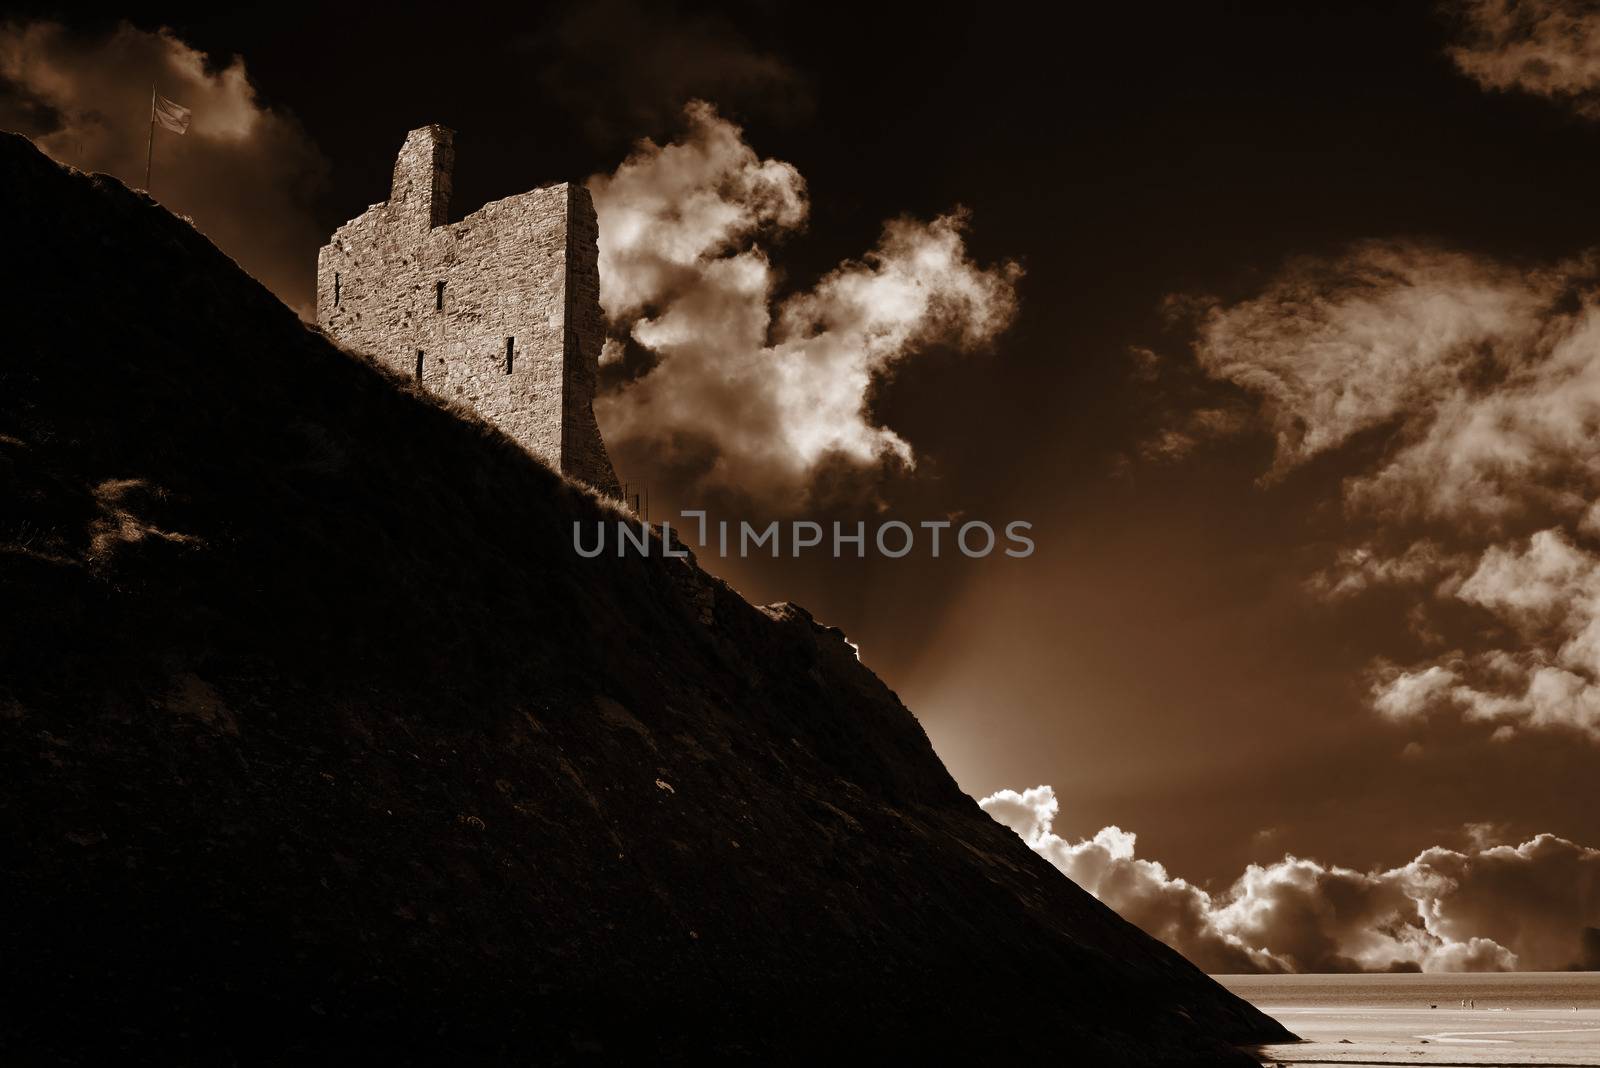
[0,133,1290,1064]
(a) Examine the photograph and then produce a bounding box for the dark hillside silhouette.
[0,133,1289,1064]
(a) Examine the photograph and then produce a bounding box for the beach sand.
[1239,1004,1600,1065]
[1217,973,1600,1066]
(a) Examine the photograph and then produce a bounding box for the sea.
[1217,973,1600,1066]
[1220,971,1600,1012]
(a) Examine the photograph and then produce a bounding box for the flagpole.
[144,83,156,192]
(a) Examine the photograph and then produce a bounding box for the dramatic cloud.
[0,20,327,314]
[1189,241,1590,518]
[982,785,1600,973]
[590,102,1022,509]
[1448,0,1600,117]
[1174,240,1600,740]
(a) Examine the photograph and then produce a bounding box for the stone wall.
[315,125,620,496]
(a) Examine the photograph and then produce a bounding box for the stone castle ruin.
[316,126,620,496]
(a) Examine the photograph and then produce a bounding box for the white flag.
[153,94,191,135]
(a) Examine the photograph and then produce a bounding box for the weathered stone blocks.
[316,125,620,496]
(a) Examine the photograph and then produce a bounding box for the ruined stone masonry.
[316,126,620,496]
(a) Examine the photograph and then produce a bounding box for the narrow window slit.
[333,272,341,307]
[435,280,445,310]
[415,350,424,381]
[505,337,515,374]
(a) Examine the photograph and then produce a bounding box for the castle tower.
[315,126,620,497]
[390,125,454,229]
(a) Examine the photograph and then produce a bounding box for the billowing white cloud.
[1176,240,1600,740]
[1371,662,1462,722]
[590,101,1022,508]
[1448,0,1600,117]
[981,785,1600,973]
[1366,529,1600,739]
[592,100,807,322]
[0,20,327,314]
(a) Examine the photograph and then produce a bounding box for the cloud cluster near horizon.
[1448,0,1600,117]
[981,785,1600,973]
[0,20,327,315]
[589,102,1022,510]
[1156,241,1600,742]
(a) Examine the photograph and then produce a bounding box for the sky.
[3,0,1598,972]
